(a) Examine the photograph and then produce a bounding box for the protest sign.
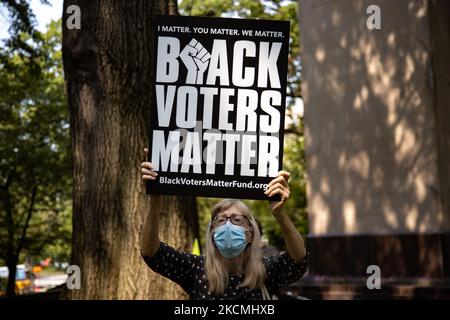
[147,15,290,200]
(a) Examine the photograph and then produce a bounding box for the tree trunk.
[62,0,198,299]
[6,258,17,296]
[1,170,17,296]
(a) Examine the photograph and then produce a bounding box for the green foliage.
[0,0,39,36]
[0,0,49,72]
[186,1,308,251]
[196,197,221,250]
[0,20,72,265]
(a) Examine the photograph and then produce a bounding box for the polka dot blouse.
[142,242,308,300]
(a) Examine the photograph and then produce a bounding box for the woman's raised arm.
[265,171,307,262]
[140,148,160,257]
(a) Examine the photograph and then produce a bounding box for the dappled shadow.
[299,0,448,277]
[300,0,443,236]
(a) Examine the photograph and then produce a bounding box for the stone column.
[299,0,450,278]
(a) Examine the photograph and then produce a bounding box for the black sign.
[147,15,290,200]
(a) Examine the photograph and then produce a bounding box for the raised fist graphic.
[180,38,211,85]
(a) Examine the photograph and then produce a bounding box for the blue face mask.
[213,221,248,259]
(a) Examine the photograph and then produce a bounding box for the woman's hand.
[265,171,306,261]
[141,148,158,182]
[264,171,291,214]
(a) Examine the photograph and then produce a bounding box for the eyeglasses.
[213,213,249,227]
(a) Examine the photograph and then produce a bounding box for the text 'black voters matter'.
[147,15,290,200]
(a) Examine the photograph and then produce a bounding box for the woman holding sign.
[141,148,308,300]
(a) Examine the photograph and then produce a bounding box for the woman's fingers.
[264,182,289,196]
[266,188,280,198]
[267,186,290,213]
[142,168,158,176]
[265,181,290,201]
[267,171,291,189]
[267,175,289,189]
[266,187,290,199]
[267,171,291,213]
[141,162,154,170]
[141,150,157,182]
[278,171,291,182]
[264,183,281,196]
[141,159,158,181]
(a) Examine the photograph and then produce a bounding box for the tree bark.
[6,258,17,296]
[62,0,198,299]
[1,169,17,296]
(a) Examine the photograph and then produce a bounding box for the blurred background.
[0,0,449,299]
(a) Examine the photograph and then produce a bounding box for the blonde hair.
[204,199,268,298]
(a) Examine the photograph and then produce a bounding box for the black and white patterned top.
[142,242,308,300]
